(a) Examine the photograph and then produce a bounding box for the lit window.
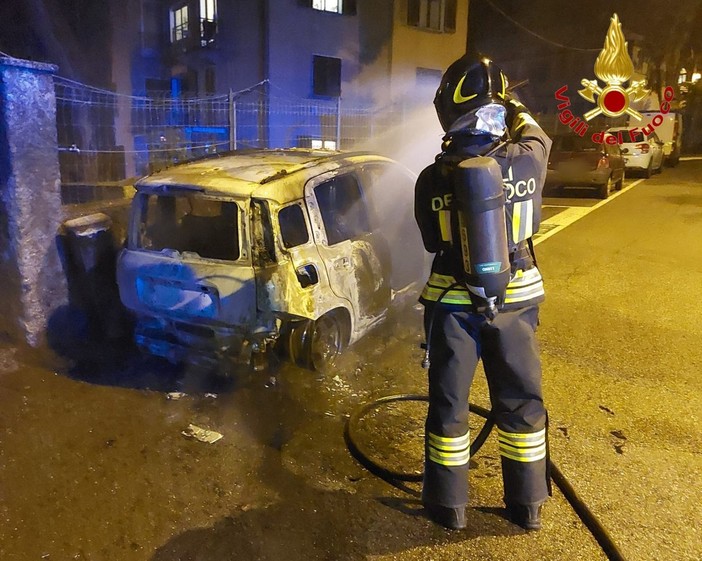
[311,140,337,149]
[200,0,217,46]
[313,0,342,13]
[678,68,687,84]
[170,5,189,43]
[691,71,701,84]
[407,0,456,32]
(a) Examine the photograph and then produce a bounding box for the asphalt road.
[1,160,701,561]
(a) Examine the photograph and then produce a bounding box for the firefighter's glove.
[505,97,532,141]
[505,96,528,126]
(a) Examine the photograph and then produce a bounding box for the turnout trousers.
[422,304,550,509]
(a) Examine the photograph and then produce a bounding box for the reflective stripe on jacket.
[415,112,552,311]
[419,267,544,309]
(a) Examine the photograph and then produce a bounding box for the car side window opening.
[314,173,370,245]
[251,199,277,266]
[139,193,240,261]
[279,203,310,249]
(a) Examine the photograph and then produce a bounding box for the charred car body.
[117,149,427,371]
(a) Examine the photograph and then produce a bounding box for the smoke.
[337,79,444,285]
[340,89,439,288]
[350,102,444,176]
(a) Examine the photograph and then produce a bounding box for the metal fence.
[54,77,412,203]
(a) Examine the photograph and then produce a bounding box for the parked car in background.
[117,149,428,372]
[629,111,683,167]
[545,133,625,199]
[608,127,664,178]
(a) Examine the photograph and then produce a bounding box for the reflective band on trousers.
[497,427,547,463]
[421,268,544,305]
[427,430,471,467]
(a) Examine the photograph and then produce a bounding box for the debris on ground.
[167,392,188,400]
[182,424,223,444]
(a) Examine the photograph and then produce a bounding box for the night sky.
[469,0,702,79]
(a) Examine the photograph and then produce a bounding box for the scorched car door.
[306,171,390,321]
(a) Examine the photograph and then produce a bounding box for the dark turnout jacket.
[415,112,552,310]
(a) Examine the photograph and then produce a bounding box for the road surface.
[1,161,701,561]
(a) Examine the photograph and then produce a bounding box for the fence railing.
[54,77,417,203]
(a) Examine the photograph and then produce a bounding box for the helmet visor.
[474,104,507,137]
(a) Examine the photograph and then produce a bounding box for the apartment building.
[110,1,466,96]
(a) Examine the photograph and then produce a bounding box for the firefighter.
[414,55,553,531]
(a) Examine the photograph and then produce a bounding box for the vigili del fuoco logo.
[553,13,674,144]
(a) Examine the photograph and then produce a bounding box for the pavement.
[1,160,702,561]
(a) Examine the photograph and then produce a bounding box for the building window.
[301,0,356,15]
[408,0,456,32]
[200,0,217,46]
[313,0,342,13]
[170,4,189,43]
[311,139,337,150]
[313,55,341,97]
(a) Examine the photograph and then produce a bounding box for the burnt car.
[545,133,625,199]
[117,149,428,371]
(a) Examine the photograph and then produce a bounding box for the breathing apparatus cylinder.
[453,156,511,318]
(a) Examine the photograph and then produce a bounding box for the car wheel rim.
[310,316,341,371]
[287,321,312,367]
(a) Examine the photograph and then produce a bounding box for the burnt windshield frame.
[314,172,371,245]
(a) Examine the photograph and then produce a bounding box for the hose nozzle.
[486,300,498,321]
[421,342,430,369]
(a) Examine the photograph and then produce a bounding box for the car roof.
[550,134,601,151]
[134,149,396,204]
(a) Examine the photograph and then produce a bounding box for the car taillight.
[636,143,650,154]
[597,156,609,169]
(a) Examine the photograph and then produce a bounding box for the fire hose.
[344,394,629,561]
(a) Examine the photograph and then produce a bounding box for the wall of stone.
[0,56,67,347]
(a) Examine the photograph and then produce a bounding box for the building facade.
[107,0,468,155]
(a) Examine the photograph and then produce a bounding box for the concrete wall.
[0,56,67,347]
[0,56,130,350]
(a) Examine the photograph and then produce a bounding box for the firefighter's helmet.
[434,56,509,133]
